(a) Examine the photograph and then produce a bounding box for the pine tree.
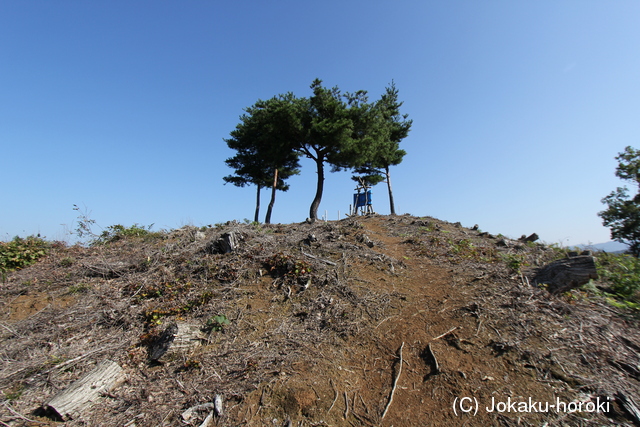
[295,79,374,221]
[352,81,411,215]
[599,146,640,256]
[223,96,300,223]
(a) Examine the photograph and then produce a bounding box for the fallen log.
[43,360,125,421]
[533,255,598,294]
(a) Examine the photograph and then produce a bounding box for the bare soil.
[1,214,639,426]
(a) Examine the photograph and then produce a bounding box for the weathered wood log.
[533,255,598,294]
[44,360,125,421]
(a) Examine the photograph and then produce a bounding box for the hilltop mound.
[1,215,639,426]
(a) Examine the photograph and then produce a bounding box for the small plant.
[265,252,313,285]
[203,314,230,332]
[96,223,162,244]
[450,239,478,258]
[503,253,529,273]
[0,235,50,275]
[3,384,24,401]
[73,204,98,240]
[177,359,201,372]
[59,257,75,267]
[143,288,214,325]
[68,283,91,294]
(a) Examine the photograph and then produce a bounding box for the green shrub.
[203,314,231,333]
[59,256,75,267]
[68,283,91,294]
[597,252,640,301]
[95,224,163,244]
[0,236,50,273]
[502,253,529,274]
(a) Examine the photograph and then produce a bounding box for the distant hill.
[578,240,628,253]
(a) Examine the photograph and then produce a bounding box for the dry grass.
[1,215,639,426]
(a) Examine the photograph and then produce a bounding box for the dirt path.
[2,214,638,426]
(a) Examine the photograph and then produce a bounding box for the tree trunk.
[254,185,261,223]
[309,157,325,222]
[44,360,125,421]
[265,169,278,224]
[385,165,396,215]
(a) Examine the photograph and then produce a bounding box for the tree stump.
[519,233,539,243]
[207,231,240,254]
[147,322,203,362]
[44,360,125,421]
[533,255,598,294]
[148,322,179,362]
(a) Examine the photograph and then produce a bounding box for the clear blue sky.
[2,1,638,246]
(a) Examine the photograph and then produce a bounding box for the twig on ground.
[327,379,339,414]
[381,342,404,420]
[426,343,439,375]
[431,326,459,341]
[343,390,349,419]
[359,392,370,414]
[375,316,396,329]
[44,344,122,375]
[475,319,483,336]
[0,321,18,336]
[4,402,42,424]
[301,251,337,266]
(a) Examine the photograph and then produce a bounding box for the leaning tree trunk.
[265,169,278,224]
[309,158,325,222]
[254,185,261,223]
[385,165,396,215]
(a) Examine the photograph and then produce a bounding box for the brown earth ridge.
[1,214,639,426]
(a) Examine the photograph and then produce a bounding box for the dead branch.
[425,343,439,375]
[301,250,337,266]
[327,379,339,414]
[381,342,404,420]
[182,403,215,421]
[343,390,349,419]
[431,326,459,341]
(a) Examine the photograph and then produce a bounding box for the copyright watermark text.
[453,396,610,416]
